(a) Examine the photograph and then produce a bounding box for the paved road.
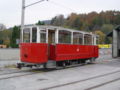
[0,60,120,90]
[0,48,120,90]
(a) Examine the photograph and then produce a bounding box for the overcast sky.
[0,0,120,28]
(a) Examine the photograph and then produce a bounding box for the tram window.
[59,30,71,44]
[32,27,37,42]
[40,30,46,43]
[84,34,92,45]
[23,28,30,43]
[73,32,83,44]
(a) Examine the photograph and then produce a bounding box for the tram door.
[48,30,55,57]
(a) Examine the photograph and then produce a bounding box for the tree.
[95,30,105,44]
[51,15,65,26]
[49,10,120,32]
[105,37,112,44]
[0,30,12,47]
[72,17,83,30]
[36,20,45,25]
[101,24,114,34]
[10,26,20,48]
[65,13,78,28]
[3,38,10,47]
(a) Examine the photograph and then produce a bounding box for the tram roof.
[23,25,97,36]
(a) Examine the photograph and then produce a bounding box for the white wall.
[0,49,20,60]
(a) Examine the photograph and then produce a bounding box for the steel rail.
[40,70,120,90]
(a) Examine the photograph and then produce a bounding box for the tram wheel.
[62,62,66,68]
[17,63,22,69]
[81,60,86,65]
[90,57,95,64]
[56,61,62,66]
[43,63,47,69]
[78,60,81,64]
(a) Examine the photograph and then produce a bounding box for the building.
[107,25,120,58]
[0,24,6,31]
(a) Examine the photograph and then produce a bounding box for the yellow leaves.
[95,30,105,44]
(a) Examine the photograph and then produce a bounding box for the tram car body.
[18,25,99,68]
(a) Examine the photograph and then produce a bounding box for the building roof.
[107,25,120,37]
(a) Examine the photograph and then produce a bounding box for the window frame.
[58,30,72,44]
[73,32,83,45]
[32,27,37,43]
[23,28,31,43]
[84,34,93,45]
[39,29,47,43]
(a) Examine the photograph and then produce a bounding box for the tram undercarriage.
[17,58,96,69]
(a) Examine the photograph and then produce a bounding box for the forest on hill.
[0,10,120,48]
[50,10,120,44]
[51,11,120,32]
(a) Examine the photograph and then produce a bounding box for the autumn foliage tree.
[0,30,12,47]
[50,10,120,44]
[95,30,105,44]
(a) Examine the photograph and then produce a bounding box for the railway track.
[0,69,31,76]
[0,70,41,80]
[0,63,90,81]
[40,70,120,90]
[85,77,120,90]
[0,62,118,88]
[0,68,53,80]
[0,67,77,81]
[0,64,120,90]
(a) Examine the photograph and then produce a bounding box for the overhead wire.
[47,0,76,13]
[25,0,47,8]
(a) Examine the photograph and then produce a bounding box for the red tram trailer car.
[17,25,99,68]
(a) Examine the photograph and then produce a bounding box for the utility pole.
[21,0,48,42]
[21,0,25,42]
[21,0,25,30]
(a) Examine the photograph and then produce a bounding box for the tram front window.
[23,28,30,43]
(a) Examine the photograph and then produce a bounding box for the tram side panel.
[20,43,48,63]
[49,45,56,60]
[94,46,99,58]
[49,44,99,61]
